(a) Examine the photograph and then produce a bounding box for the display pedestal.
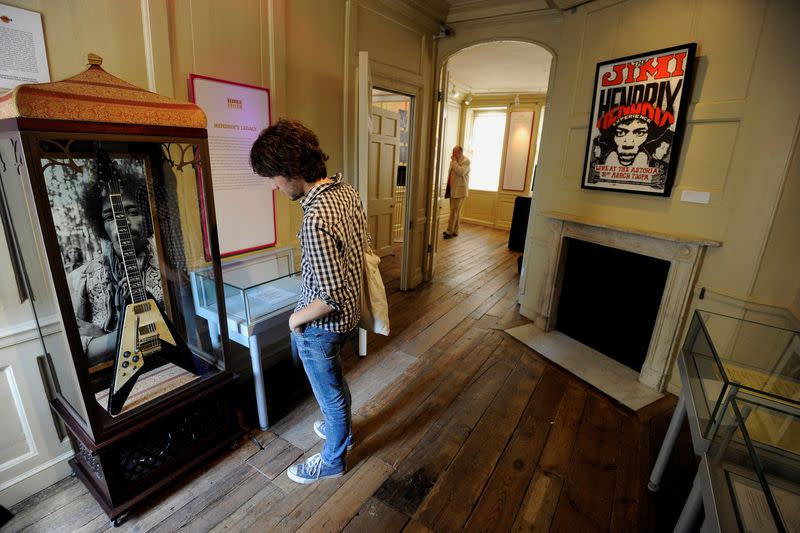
[53,373,242,524]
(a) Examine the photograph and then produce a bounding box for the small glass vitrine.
[703,395,800,532]
[191,247,302,430]
[682,310,800,441]
[193,247,301,335]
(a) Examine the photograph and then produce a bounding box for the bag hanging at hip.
[358,243,390,336]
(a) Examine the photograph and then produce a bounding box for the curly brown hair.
[249,119,329,182]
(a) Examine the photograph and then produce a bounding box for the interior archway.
[428,40,554,278]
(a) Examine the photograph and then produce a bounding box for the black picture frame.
[581,43,697,196]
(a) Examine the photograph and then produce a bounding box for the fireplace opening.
[555,238,670,372]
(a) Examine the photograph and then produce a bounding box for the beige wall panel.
[495,195,517,227]
[692,0,766,103]
[183,0,263,86]
[357,5,422,75]
[674,121,739,194]
[285,0,345,173]
[520,0,800,329]
[752,131,800,314]
[463,192,495,226]
[0,367,31,464]
[4,0,148,86]
[562,127,587,183]
[615,0,695,58]
[168,0,195,101]
[573,3,621,116]
[697,0,800,294]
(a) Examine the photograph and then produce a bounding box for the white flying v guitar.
[99,155,196,415]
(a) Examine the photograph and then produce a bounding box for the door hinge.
[437,90,444,102]
[427,244,432,253]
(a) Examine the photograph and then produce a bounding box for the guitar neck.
[109,193,148,304]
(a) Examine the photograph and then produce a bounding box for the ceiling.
[447,41,553,95]
[444,0,588,22]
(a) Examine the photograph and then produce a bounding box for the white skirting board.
[0,450,73,508]
[505,324,663,412]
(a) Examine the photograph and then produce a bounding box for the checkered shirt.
[297,174,368,333]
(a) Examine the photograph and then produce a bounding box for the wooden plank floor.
[7,224,696,533]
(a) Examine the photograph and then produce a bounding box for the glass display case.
[702,395,800,533]
[193,247,300,332]
[0,56,241,523]
[682,310,800,441]
[190,247,302,430]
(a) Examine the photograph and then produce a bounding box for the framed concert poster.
[581,43,696,196]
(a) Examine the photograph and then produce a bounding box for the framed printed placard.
[189,74,274,257]
[581,43,696,196]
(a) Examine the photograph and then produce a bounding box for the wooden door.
[368,107,401,258]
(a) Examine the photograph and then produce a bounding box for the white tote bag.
[359,244,390,336]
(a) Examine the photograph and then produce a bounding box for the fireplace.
[556,238,670,373]
[512,212,721,398]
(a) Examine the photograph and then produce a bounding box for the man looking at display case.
[443,145,470,239]
[250,119,366,484]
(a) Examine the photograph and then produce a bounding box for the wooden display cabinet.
[0,56,242,525]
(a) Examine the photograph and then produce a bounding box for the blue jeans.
[292,326,352,467]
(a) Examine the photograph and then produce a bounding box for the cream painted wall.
[435,0,800,394]
[353,0,439,286]
[520,0,800,321]
[752,128,800,319]
[168,0,302,256]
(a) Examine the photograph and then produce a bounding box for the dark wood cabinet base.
[55,373,243,522]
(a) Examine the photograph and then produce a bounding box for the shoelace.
[302,453,323,479]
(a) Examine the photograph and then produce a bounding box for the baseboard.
[0,450,74,508]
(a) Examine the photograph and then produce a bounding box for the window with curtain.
[465,109,507,192]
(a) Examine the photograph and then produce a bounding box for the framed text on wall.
[190,74,275,257]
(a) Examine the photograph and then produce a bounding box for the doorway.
[368,88,413,267]
[428,41,553,280]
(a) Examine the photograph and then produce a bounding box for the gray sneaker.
[313,420,354,451]
[287,453,344,484]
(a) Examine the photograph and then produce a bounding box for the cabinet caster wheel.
[113,512,128,527]
[70,471,77,478]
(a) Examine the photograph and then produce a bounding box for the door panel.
[367,106,401,257]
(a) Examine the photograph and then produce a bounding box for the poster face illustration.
[581,43,696,196]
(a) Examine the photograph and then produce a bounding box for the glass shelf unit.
[682,310,800,441]
[702,395,800,533]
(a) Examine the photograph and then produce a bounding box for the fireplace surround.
[529,211,721,392]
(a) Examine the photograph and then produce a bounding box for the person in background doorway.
[250,119,365,484]
[443,145,470,239]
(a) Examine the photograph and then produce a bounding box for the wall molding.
[0,315,62,351]
[0,450,73,494]
[692,286,800,331]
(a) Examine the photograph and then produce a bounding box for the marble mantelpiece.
[530,212,721,392]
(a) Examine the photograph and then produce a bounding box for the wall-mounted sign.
[581,43,696,197]
[502,110,535,192]
[0,3,50,92]
[190,74,274,257]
